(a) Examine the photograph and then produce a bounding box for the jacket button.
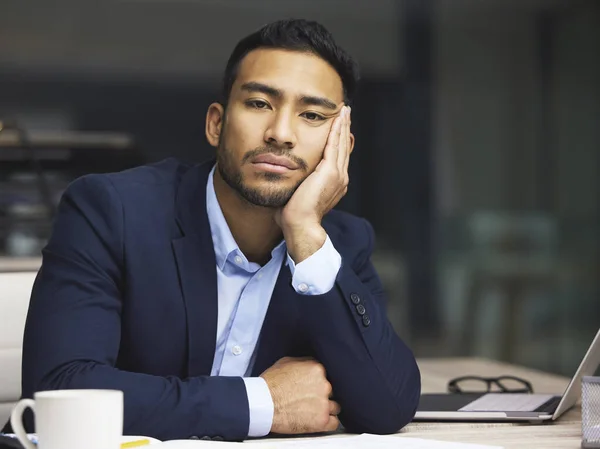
[350,293,361,304]
[362,314,371,327]
[356,304,366,315]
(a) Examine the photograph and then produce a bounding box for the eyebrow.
[240,82,338,111]
[299,95,338,110]
[241,82,281,98]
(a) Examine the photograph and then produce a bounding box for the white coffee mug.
[10,389,124,449]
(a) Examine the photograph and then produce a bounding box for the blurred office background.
[1,0,598,377]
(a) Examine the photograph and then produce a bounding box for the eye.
[246,99,271,110]
[301,111,326,122]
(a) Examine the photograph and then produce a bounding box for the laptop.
[415,327,600,422]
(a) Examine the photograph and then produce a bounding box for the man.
[9,19,420,441]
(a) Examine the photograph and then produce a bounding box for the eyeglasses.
[448,375,534,394]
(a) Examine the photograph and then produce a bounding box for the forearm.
[28,360,249,441]
[284,224,327,264]
[286,220,420,432]
[299,263,421,434]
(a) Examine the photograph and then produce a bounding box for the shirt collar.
[206,165,287,271]
[206,166,241,271]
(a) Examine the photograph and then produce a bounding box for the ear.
[349,132,355,154]
[205,102,225,148]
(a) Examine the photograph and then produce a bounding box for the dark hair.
[222,19,359,107]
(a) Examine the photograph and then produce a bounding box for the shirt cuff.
[242,377,274,437]
[287,235,342,295]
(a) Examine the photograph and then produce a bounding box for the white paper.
[159,441,242,448]
[122,435,163,445]
[250,434,503,448]
[159,433,503,449]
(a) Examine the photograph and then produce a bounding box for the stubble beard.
[216,139,305,209]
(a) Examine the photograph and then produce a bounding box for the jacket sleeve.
[19,175,249,441]
[298,219,421,434]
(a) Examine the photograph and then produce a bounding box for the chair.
[0,271,37,425]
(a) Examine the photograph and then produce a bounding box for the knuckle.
[273,357,290,368]
[323,380,333,396]
[319,397,330,411]
[329,416,340,431]
[314,363,327,377]
[317,411,330,429]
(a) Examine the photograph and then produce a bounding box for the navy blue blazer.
[12,159,420,441]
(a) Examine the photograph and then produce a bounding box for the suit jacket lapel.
[170,160,307,378]
[172,161,218,377]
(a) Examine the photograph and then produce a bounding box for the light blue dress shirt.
[205,166,342,437]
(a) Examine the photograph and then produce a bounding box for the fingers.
[337,107,349,170]
[324,415,341,432]
[324,379,333,398]
[320,106,350,213]
[323,112,343,164]
[343,108,352,173]
[335,107,351,199]
[329,400,341,416]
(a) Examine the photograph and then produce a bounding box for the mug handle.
[10,399,37,449]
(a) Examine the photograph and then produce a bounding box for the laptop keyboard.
[535,395,562,413]
[459,393,556,412]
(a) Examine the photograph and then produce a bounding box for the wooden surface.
[263,358,581,448]
[405,358,581,448]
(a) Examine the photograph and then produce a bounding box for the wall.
[0,0,403,79]
[435,1,600,218]
[434,4,540,214]
[553,3,600,220]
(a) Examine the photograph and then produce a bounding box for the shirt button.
[257,272,263,279]
[234,255,243,265]
[298,283,309,293]
[231,345,243,356]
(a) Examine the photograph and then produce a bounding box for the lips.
[251,153,299,170]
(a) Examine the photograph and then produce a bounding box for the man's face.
[208,48,346,208]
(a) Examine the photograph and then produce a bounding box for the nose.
[264,110,296,149]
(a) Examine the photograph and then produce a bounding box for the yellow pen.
[121,439,151,449]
